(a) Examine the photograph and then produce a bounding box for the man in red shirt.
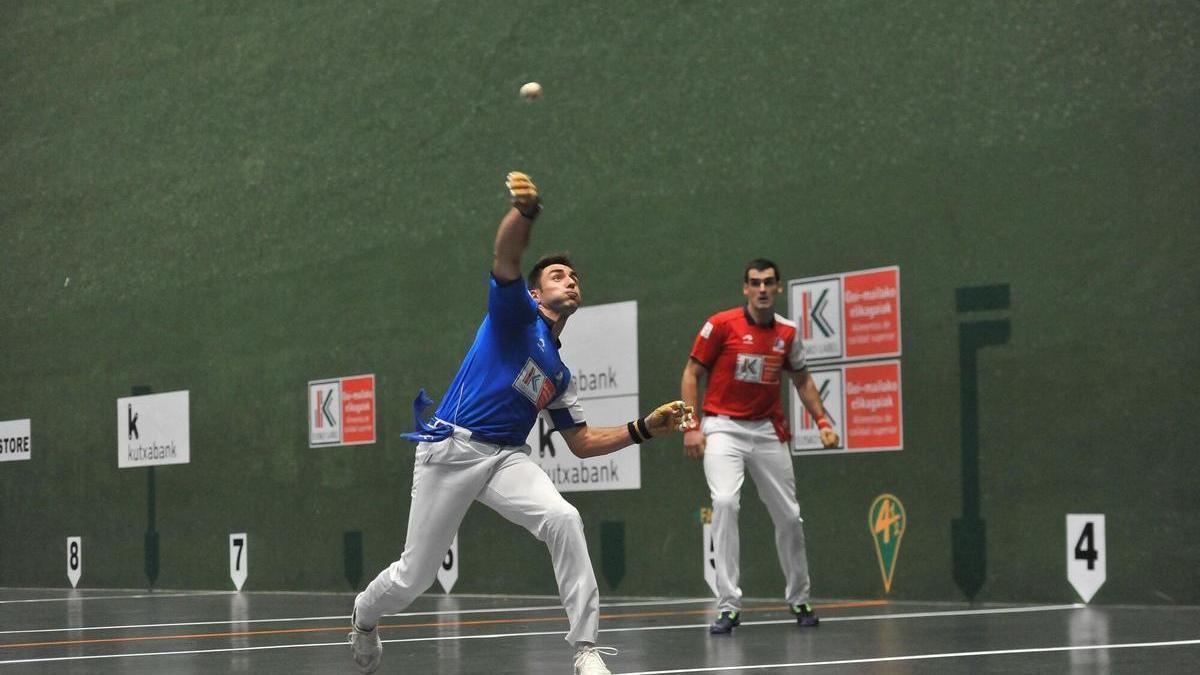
[681,258,839,634]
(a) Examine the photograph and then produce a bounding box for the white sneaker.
[348,609,382,674]
[573,645,617,674]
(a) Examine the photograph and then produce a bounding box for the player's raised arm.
[492,171,542,283]
[558,401,696,459]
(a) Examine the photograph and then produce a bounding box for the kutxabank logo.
[514,358,555,410]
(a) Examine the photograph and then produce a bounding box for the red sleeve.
[689,316,726,367]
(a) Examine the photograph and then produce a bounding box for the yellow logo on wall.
[869,493,906,593]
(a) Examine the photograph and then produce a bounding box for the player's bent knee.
[770,511,802,528]
[765,502,801,522]
[712,493,741,514]
[540,503,584,539]
[390,550,449,589]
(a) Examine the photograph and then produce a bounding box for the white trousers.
[354,429,599,645]
[702,416,811,613]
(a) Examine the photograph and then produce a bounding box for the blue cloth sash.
[400,389,454,443]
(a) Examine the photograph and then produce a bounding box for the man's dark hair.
[743,258,781,283]
[528,253,577,289]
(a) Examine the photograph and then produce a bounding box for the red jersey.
[689,307,808,426]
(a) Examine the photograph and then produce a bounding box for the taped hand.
[644,400,696,437]
[820,427,840,448]
[506,171,540,217]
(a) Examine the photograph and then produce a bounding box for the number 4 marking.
[1066,514,1105,603]
[873,498,903,543]
[1074,522,1098,570]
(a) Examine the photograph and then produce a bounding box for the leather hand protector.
[505,171,540,218]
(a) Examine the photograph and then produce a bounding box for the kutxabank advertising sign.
[527,301,641,492]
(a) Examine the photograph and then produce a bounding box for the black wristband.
[636,417,652,440]
[626,421,643,444]
[516,202,542,219]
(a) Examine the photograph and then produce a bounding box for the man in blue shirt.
[349,172,693,675]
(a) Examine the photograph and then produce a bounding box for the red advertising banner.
[843,361,902,450]
[340,375,376,445]
[843,268,901,359]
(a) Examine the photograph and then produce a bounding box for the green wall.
[2,1,1197,605]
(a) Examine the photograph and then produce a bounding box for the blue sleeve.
[488,273,538,328]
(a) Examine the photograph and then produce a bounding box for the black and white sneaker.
[791,603,819,627]
[709,610,741,634]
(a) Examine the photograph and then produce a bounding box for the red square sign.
[843,268,900,359]
[844,362,902,450]
[340,375,376,445]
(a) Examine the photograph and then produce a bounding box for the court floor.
[0,589,1196,673]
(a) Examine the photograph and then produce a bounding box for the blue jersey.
[430,274,586,446]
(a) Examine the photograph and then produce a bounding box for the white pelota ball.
[519,82,542,100]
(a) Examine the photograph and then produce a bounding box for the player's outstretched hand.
[506,171,540,217]
[644,400,696,437]
[820,427,840,449]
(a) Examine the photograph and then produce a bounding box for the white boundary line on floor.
[0,603,1091,665]
[606,603,1087,635]
[809,603,1085,622]
[614,639,1200,674]
[0,597,716,636]
[0,591,235,605]
[3,633,1197,668]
